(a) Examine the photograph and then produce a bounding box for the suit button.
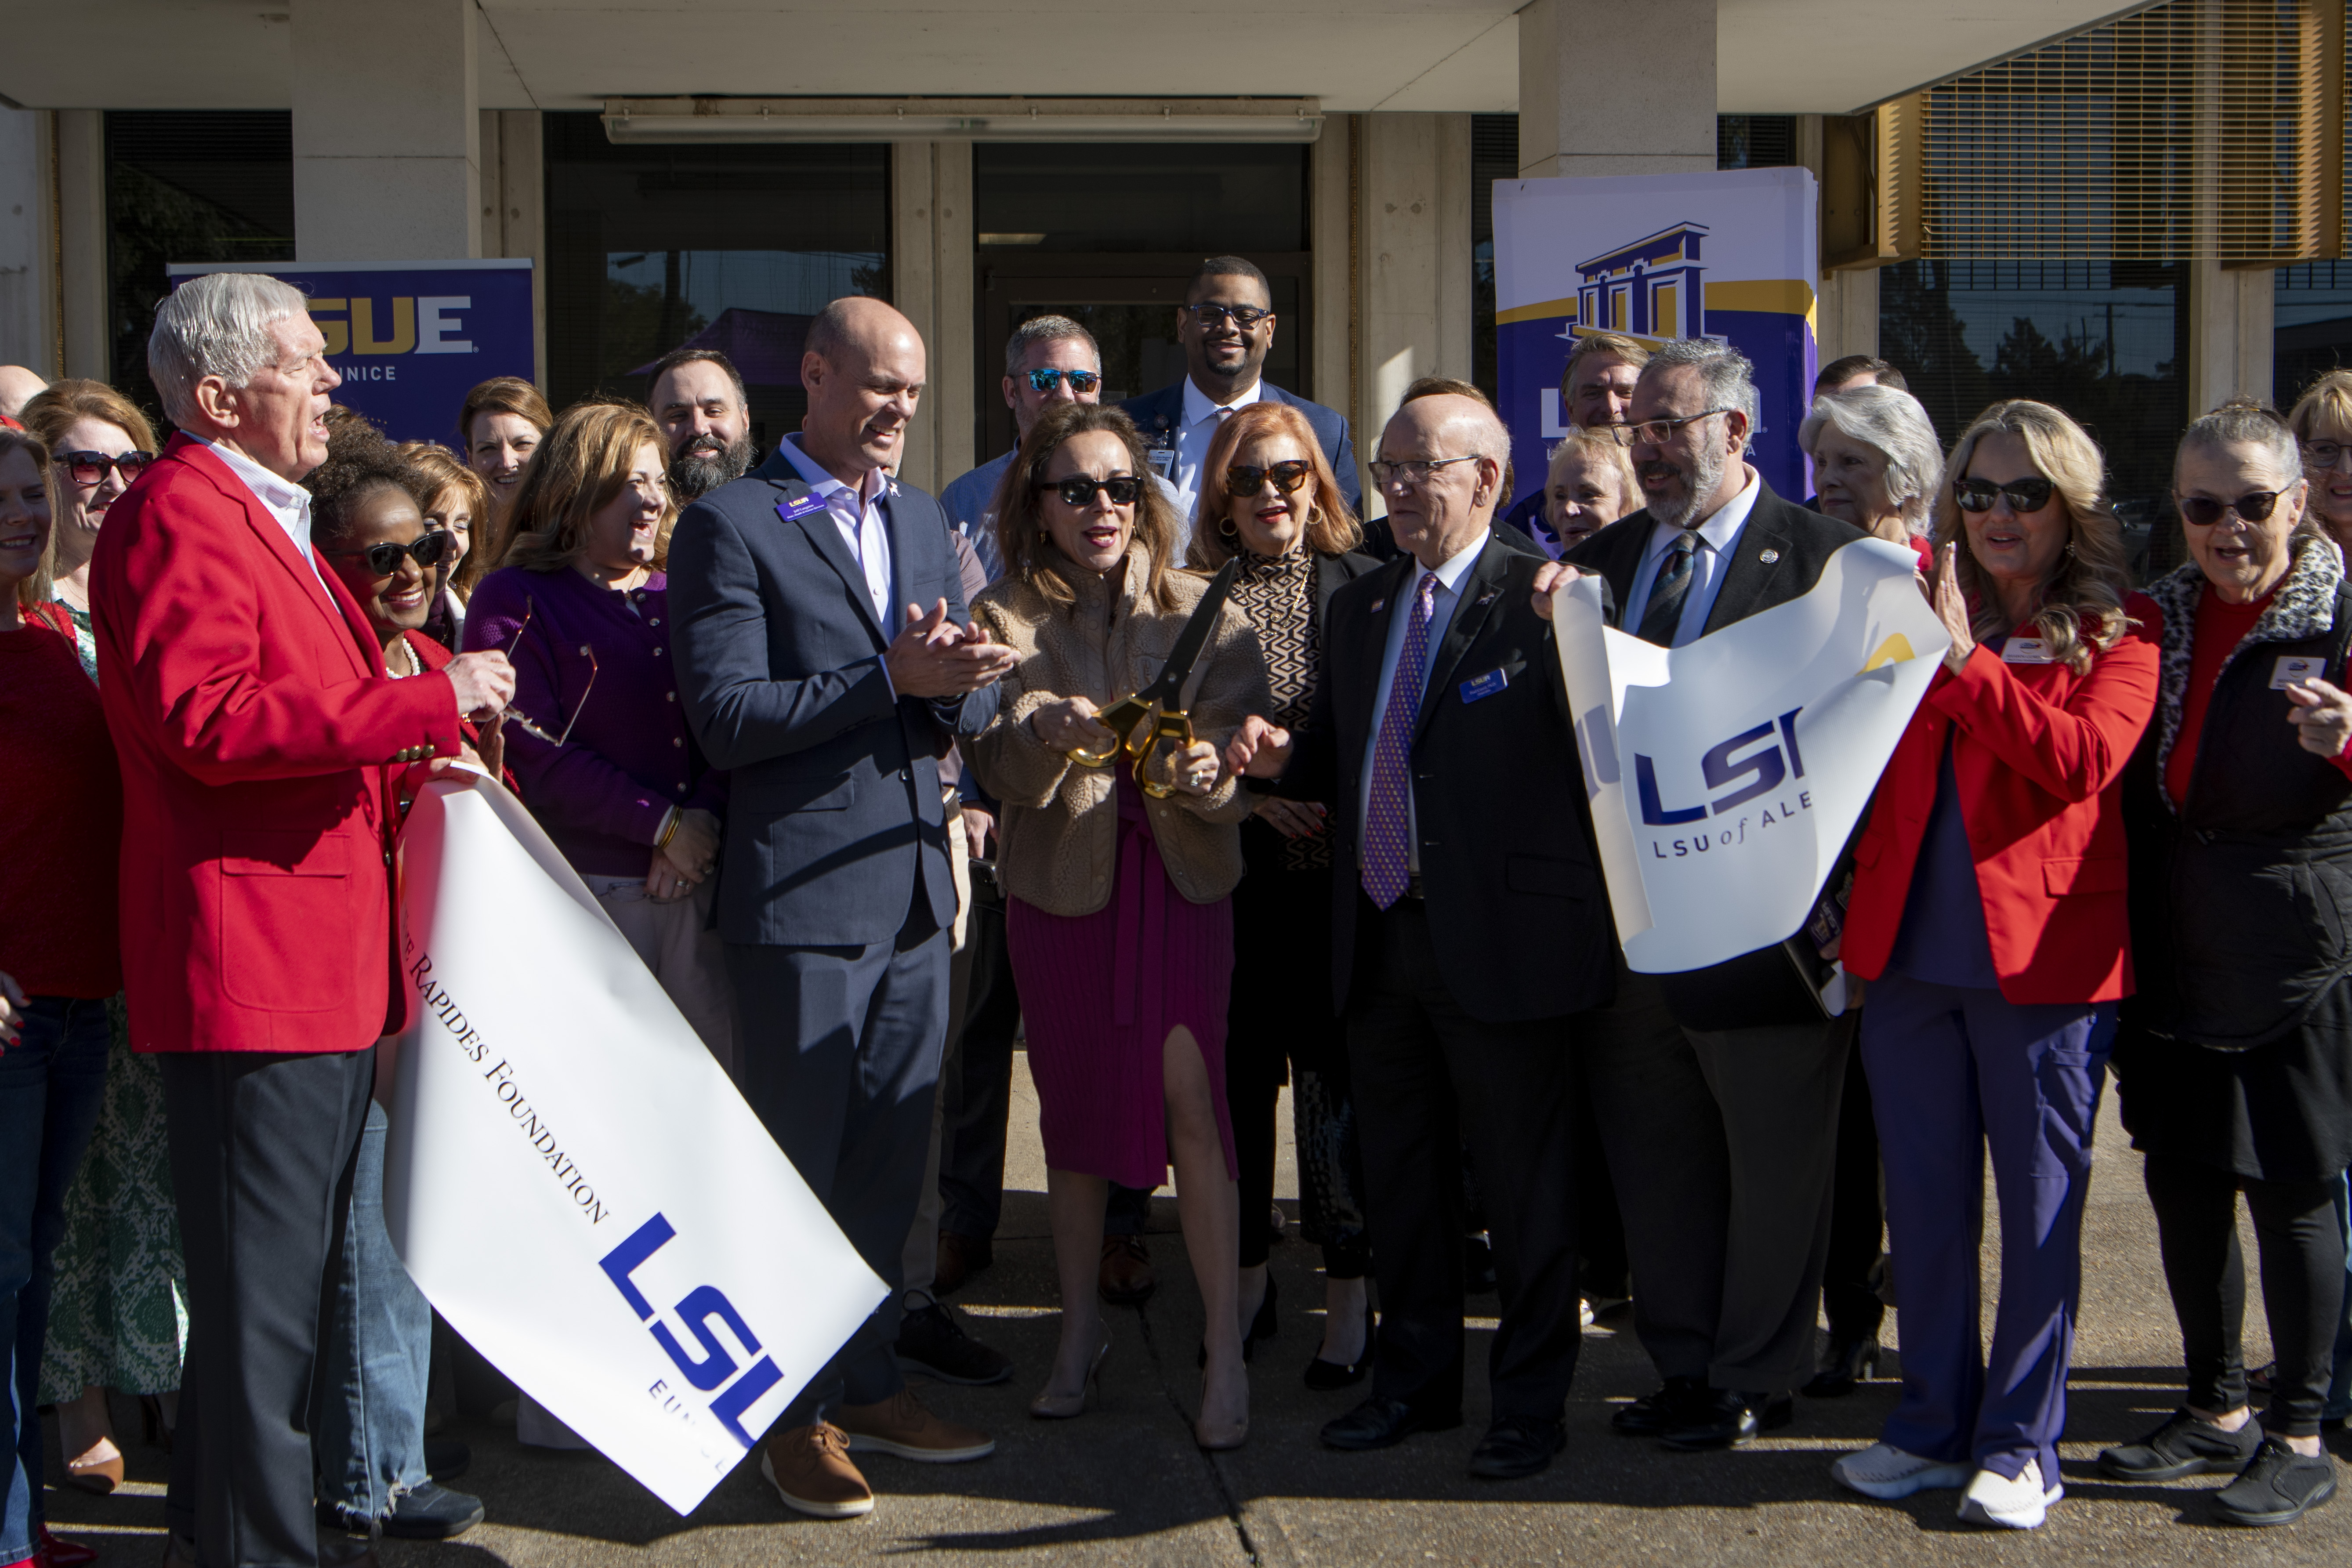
[666,691,676,702]
[653,647,665,657]
[384,851,393,866]
[649,617,661,626]
[672,737,684,748]
[899,768,911,781]
[674,783,686,793]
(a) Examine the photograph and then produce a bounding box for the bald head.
[1376,393,1510,569]
[799,296,927,485]
[0,366,47,421]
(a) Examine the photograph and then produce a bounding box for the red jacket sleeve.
[1926,617,2160,804]
[105,483,461,783]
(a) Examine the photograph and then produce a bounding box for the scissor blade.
[1138,558,1239,707]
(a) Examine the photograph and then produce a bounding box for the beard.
[1646,442,1727,531]
[667,434,756,501]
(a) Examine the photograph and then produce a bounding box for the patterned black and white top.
[1229,545,1331,871]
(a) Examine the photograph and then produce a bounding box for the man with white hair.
[91,271,514,1568]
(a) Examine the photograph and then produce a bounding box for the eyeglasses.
[1185,304,1272,330]
[322,529,453,577]
[2305,440,2350,469]
[1225,461,1312,497]
[1024,368,1102,395]
[1036,474,1142,507]
[1954,477,2056,514]
[1605,409,1736,448]
[1369,454,1481,488]
[499,598,600,749]
[58,450,154,486]
[2176,489,2284,528]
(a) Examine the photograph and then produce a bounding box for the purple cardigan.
[464,565,728,877]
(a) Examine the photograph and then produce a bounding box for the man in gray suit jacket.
[669,297,1015,1522]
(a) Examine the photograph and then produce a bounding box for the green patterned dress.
[37,595,188,1403]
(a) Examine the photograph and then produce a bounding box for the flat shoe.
[2212,1437,2338,1527]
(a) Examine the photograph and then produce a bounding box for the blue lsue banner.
[1491,167,1820,516]
[166,260,535,445]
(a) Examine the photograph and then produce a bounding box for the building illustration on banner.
[1570,222,1713,345]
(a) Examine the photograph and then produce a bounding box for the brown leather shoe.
[1098,1234,1156,1305]
[835,1386,995,1463]
[760,1422,874,1518]
[935,1231,994,1296]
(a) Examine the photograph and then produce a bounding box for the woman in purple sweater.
[464,400,735,1075]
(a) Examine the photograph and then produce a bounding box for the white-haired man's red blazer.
[93,433,461,1054]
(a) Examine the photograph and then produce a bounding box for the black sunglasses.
[1024,368,1102,394]
[59,450,155,486]
[1037,475,1142,507]
[1185,303,1272,330]
[1226,460,1313,496]
[1954,476,2056,514]
[323,529,453,576]
[2176,489,2285,528]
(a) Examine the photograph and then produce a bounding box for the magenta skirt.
[1008,775,1239,1188]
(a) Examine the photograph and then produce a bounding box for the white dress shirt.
[777,434,895,626]
[1619,466,1762,648]
[1172,375,1266,521]
[1359,529,1492,876]
[203,437,332,599]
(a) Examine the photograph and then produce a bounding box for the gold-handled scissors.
[1066,559,1239,779]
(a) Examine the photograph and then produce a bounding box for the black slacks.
[2143,1151,2348,1436]
[163,1048,374,1568]
[1819,1016,1887,1342]
[1348,898,1581,1423]
[939,872,1022,1241]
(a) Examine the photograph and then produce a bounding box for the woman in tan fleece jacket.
[969,402,1271,1451]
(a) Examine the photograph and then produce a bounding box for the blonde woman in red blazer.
[90,274,512,1568]
[1826,401,2158,1530]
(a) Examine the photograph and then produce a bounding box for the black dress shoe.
[1469,1416,1566,1479]
[1611,1375,1707,1436]
[1305,1300,1376,1391]
[895,1299,1014,1385]
[1661,1388,1793,1450]
[1320,1394,1463,1451]
[1801,1335,1882,1398]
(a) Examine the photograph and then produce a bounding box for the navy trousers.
[728,904,949,1429]
[1861,971,2114,1483]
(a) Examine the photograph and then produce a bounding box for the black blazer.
[1279,529,1616,1024]
[1564,478,1866,1029]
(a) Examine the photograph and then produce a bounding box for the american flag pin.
[1760,548,1781,563]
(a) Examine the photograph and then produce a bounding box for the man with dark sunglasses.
[1120,255,1361,534]
[939,315,1106,580]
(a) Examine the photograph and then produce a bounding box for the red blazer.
[1842,600,2160,1005]
[93,435,463,1053]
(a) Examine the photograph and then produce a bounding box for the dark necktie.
[1636,531,1698,647]
[1361,572,1439,910]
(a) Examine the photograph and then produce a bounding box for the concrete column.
[481,110,547,387]
[1356,113,1475,461]
[891,140,975,495]
[1310,112,1352,457]
[55,110,106,380]
[0,108,57,378]
[2186,261,2274,412]
[1816,269,1879,366]
[1518,0,1716,180]
[292,0,479,261]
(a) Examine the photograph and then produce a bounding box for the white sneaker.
[1831,1442,1974,1499]
[1957,1457,2062,1529]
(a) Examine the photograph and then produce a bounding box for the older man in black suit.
[1232,392,1614,1480]
[669,297,1016,1522]
[1535,340,1866,1452]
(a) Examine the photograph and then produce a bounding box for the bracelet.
[656,808,681,851]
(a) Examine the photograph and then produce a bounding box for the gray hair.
[148,272,311,429]
[1004,315,1100,379]
[2176,399,2304,489]
[1799,384,1946,529]
[1642,338,1761,454]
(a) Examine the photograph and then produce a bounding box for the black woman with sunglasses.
[16,380,157,678]
[1181,399,1381,1388]
[2098,401,2352,1526]
[967,400,1269,1447]
[1831,399,2157,1528]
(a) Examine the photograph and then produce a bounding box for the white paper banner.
[382,773,885,1515]
[1556,537,1950,975]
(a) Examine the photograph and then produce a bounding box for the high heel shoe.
[62,1439,124,1496]
[1201,1275,1279,1368]
[1028,1331,1110,1420]
[1305,1298,1376,1391]
[1801,1333,1882,1398]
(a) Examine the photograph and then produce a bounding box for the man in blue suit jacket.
[669,297,1016,1522]
[1119,254,1361,526]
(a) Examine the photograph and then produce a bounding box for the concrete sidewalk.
[44,1055,2351,1566]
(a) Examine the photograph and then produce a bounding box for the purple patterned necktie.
[1362,571,1439,909]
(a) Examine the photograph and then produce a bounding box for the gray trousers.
[727,907,949,1429]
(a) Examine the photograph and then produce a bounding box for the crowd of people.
[3,250,2352,1568]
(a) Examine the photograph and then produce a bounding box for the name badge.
[2272,655,2327,690]
[2001,637,2054,664]
[1146,447,1177,478]
[1459,667,1508,703]
[776,494,826,522]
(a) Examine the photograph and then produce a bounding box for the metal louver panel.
[1890,0,2346,264]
